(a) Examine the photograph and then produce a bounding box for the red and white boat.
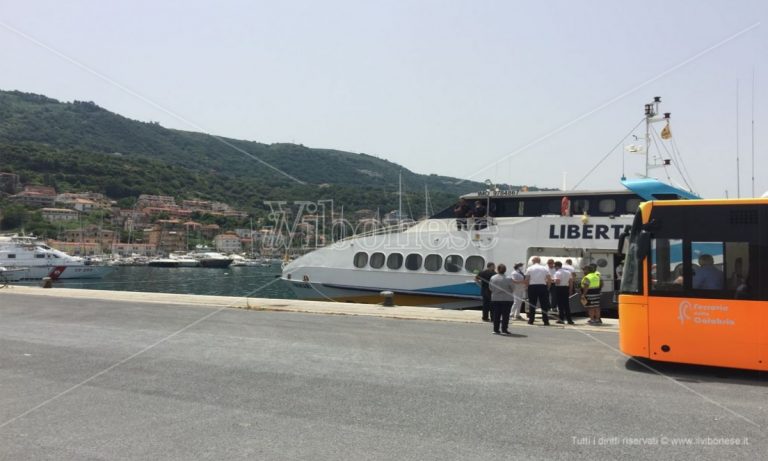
[0,235,113,280]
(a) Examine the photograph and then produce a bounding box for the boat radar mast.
[643,96,671,177]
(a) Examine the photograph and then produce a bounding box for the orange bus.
[618,198,767,370]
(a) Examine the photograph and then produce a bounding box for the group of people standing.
[475,257,604,335]
[453,199,488,230]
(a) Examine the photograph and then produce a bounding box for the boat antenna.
[643,96,663,177]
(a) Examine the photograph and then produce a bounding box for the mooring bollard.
[380,290,394,307]
[41,277,53,288]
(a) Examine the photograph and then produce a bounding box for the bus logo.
[677,300,735,326]
[677,301,691,325]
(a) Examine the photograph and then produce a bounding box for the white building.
[213,232,242,253]
[41,207,80,222]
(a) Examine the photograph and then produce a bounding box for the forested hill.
[0,90,490,216]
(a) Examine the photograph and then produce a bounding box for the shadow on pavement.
[624,357,768,387]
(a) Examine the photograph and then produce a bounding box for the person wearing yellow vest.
[580,264,602,325]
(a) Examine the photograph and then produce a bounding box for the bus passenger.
[692,254,723,290]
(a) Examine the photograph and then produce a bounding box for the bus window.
[650,238,683,292]
[726,244,750,290]
[690,242,725,290]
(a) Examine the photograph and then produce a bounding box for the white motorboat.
[188,251,233,268]
[0,235,113,280]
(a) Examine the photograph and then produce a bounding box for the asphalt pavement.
[0,288,765,460]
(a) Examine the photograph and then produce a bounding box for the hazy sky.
[2,0,766,198]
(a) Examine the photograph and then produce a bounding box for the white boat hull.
[1,263,112,280]
[284,279,481,309]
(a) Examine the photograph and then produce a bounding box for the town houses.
[1,180,384,258]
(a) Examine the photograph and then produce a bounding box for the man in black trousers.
[475,262,496,321]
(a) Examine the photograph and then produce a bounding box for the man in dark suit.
[475,262,496,321]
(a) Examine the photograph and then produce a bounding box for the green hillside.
[0,90,488,217]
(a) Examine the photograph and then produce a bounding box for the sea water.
[29,265,295,299]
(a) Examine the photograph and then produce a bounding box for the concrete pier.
[0,287,764,460]
[0,286,619,329]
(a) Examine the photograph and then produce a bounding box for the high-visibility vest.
[582,272,601,290]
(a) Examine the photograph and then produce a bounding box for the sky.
[1,0,766,199]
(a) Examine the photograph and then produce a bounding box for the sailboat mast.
[398,171,403,225]
[751,67,756,198]
[736,80,741,198]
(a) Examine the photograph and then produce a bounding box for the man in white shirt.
[562,259,576,274]
[553,261,575,324]
[524,257,552,325]
[510,262,527,320]
[546,259,558,314]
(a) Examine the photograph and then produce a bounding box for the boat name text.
[548,224,629,240]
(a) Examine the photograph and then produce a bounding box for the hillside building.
[213,232,242,253]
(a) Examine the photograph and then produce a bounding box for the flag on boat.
[660,122,672,140]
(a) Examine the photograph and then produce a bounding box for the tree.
[0,204,26,230]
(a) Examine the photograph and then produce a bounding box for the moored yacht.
[0,234,113,280]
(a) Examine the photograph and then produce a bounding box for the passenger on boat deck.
[454,199,471,230]
[472,200,487,230]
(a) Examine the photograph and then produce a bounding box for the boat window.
[405,253,423,271]
[444,255,463,273]
[572,199,590,214]
[596,258,608,268]
[599,199,616,214]
[424,254,442,271]
[7,254,15,259]
[547,200,561,214]
[369,252,385,269]
[465,256,485,274]
[386,253,403,270]
[36,254,46,258]
[626,199,641,213]
[353,252,368,268]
